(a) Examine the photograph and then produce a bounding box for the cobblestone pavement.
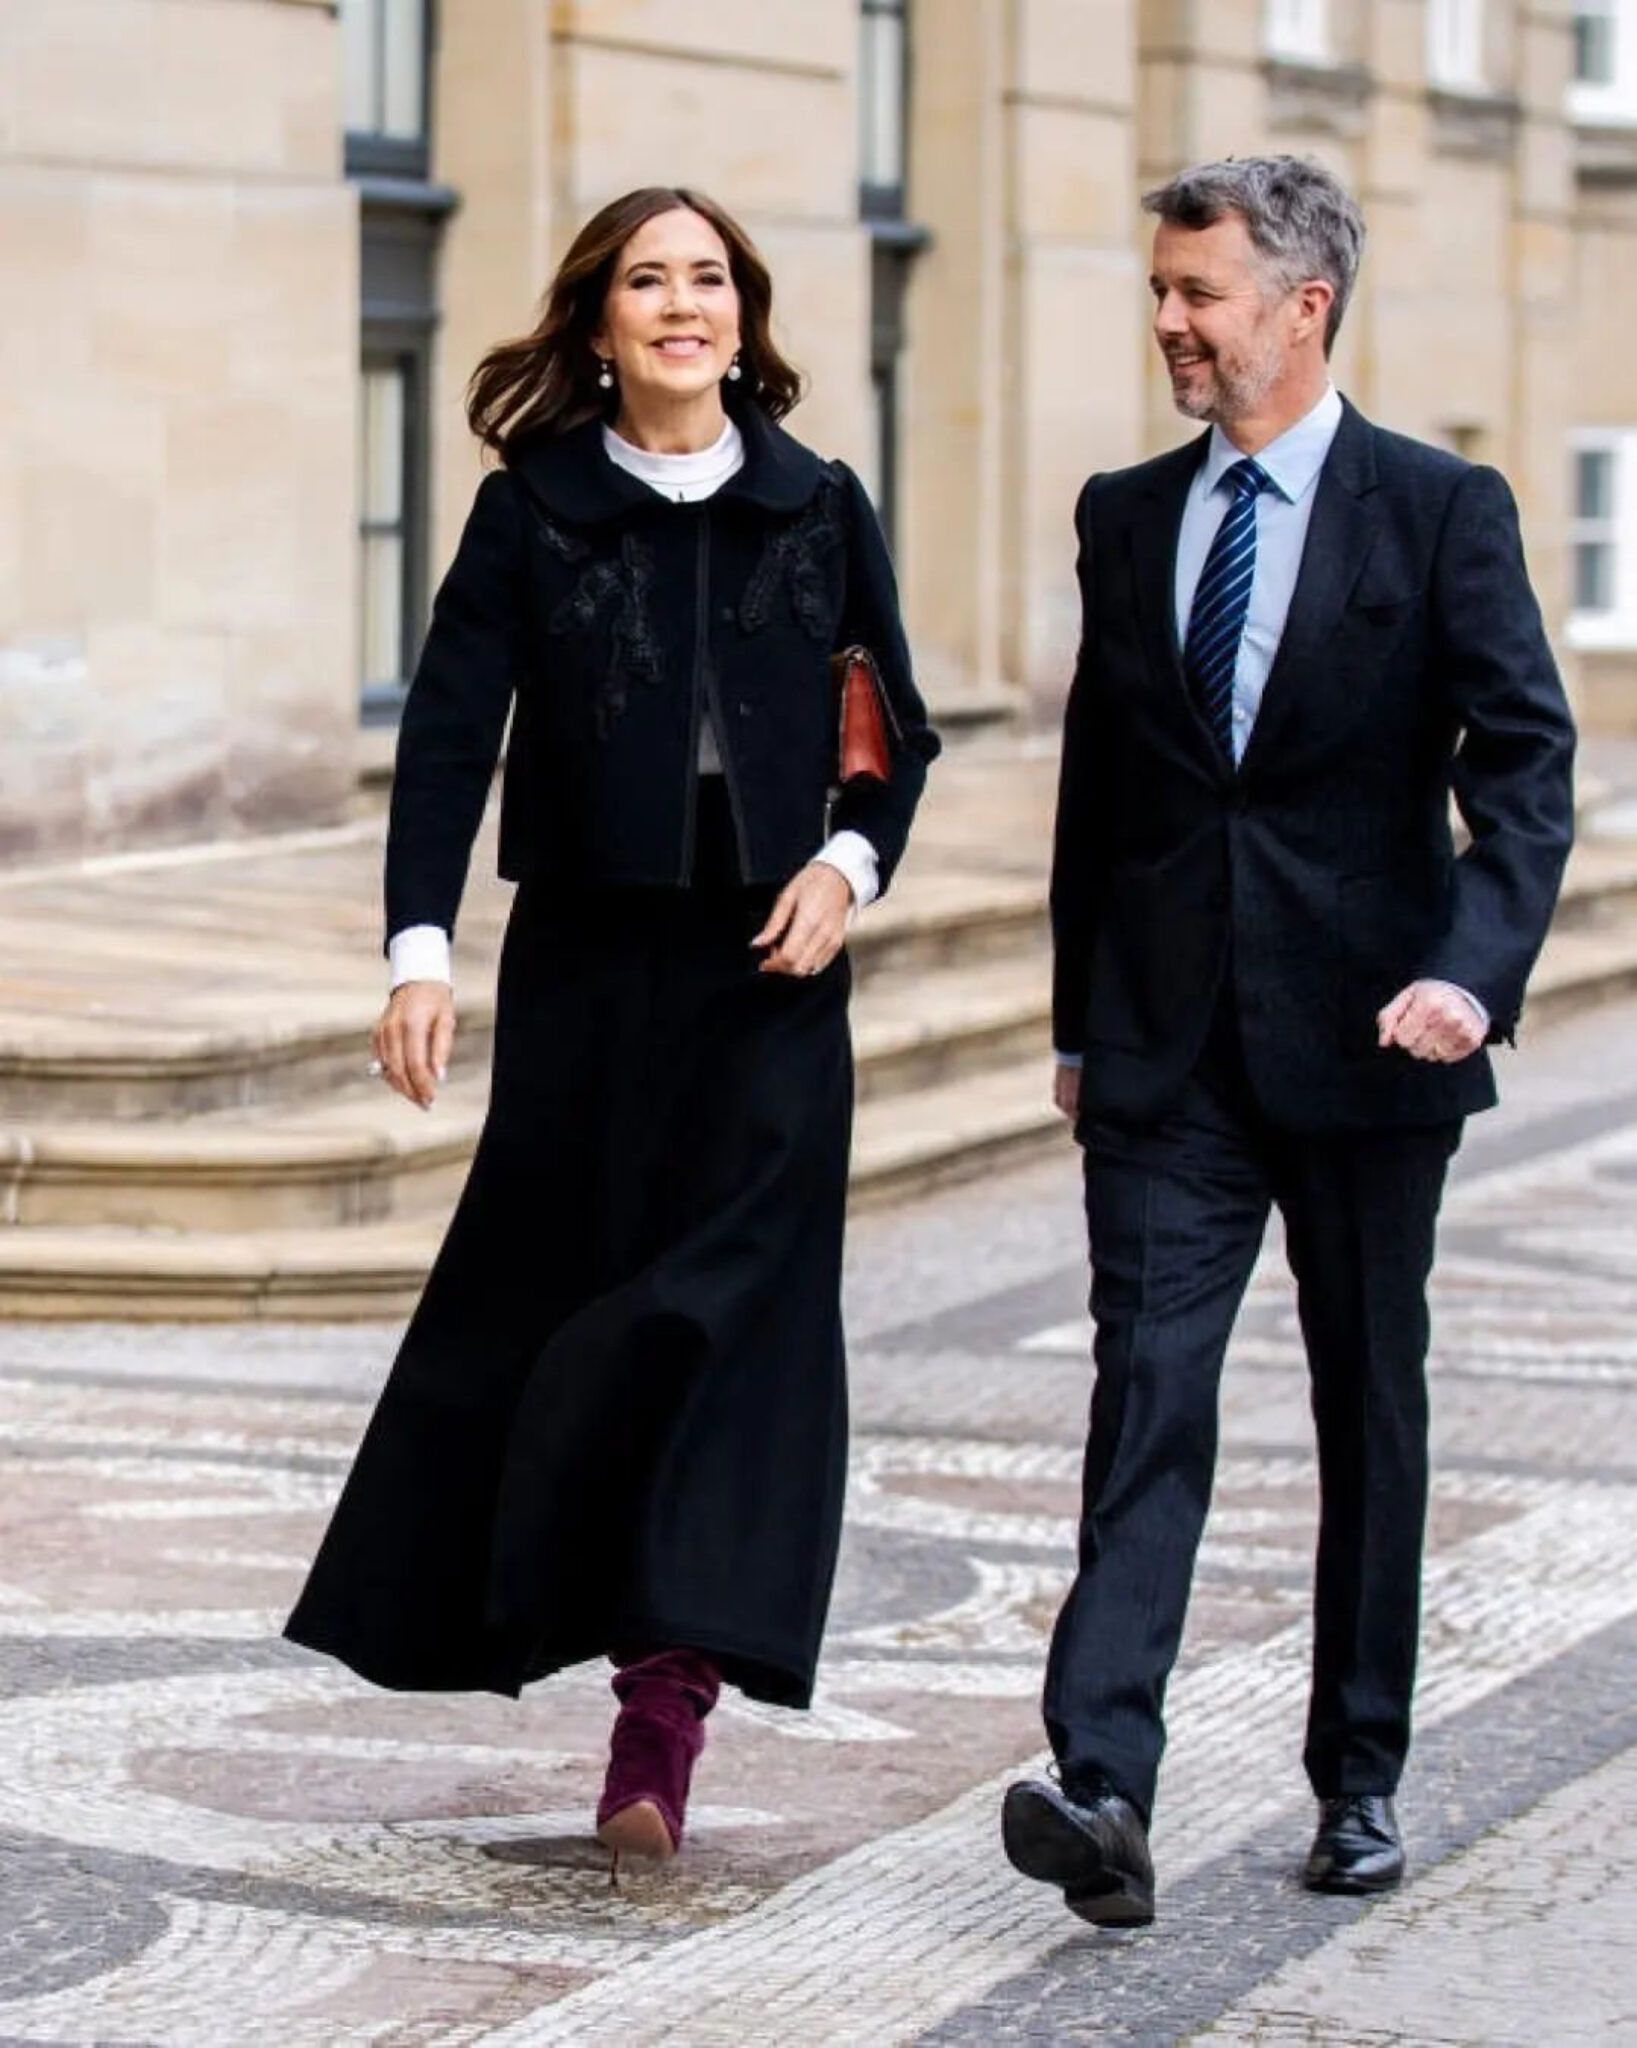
[2,994,1636,2044]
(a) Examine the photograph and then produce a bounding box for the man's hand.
[1053,1062,1082,1121]
[373,981,455,1108]
[1376,981,1486,1064]
[752,862,853,978]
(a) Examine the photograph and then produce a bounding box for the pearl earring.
[597,360,614,390]
[726,353,743,383]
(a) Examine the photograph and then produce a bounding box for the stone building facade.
[0,0,357,865]
[3,0,1635,870]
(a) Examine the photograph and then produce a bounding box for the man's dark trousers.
[1043,998,1461,1820]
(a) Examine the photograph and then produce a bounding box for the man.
[1002,156,1575,1928]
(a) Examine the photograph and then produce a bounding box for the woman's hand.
[372,981,456,1109]
[752,862,854,978]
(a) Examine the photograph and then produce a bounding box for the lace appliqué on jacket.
[540,520,663,739]
[738,473,846,643]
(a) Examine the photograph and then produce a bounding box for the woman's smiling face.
[592,207,743,410]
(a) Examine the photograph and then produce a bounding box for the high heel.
[595,1648,720,1871]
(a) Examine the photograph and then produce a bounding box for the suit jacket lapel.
[1239,400,1379,774]
[1130,433,1216,758]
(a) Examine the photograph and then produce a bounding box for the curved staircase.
[4,746,1636,1319]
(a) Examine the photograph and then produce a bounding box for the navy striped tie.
[1184,456,1272,759]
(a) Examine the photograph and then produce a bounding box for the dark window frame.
[358,330,432,726]
[344,0,451,725]
[859,0,909,221]
[859,0,928,554]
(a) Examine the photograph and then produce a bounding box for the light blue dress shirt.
[1174,383,1343,764]
[1055,382,1487,1065]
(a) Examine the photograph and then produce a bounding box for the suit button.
[737,700,753,717]
[719,605,736,623]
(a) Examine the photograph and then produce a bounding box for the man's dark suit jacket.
[1051,398,1576,1133]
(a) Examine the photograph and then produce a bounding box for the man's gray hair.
[1141,156,1366,354]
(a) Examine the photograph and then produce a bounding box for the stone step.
[0,954,1051,1233]
[0,1089,482,1234]
[0,1218,438,1322]
[7,895,1637,1317]
[1552,835,1637,930]
[849,1058,1063,1208]
[0,866,1046,1122]
[0,1063,1065,1321]
[1525,913,1637,1028]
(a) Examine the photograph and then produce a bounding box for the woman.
[285,187,939,1869]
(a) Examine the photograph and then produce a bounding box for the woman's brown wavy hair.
[466,187,804,457]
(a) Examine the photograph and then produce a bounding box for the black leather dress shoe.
[1001,1775,1155,1927]
[1303,1794,1404,1893]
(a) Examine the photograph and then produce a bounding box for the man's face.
[1149,213,1295,425]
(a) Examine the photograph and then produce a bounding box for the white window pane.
[859,7,905,191]
[361,369,406,524]
[1429,0,1484,88]
[362,534,405,685]
[381,0,426,141]
[341,0,377,131]
[1266,0,1329,63]
[1576,539,1615,611]
[1570,427,1637,645]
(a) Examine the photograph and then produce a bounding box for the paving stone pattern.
[1,996,1636,2042]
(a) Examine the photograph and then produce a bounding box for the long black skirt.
[285,787,853,1708]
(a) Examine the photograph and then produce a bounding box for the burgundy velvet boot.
[596,1649,721,1869]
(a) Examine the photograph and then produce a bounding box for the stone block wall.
[0,0,356,868]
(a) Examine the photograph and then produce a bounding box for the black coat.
[1051,400,1576,1132]
[385,403,940,941]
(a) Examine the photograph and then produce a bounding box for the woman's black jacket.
[384,403,941,942]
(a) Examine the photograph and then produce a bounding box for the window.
[859,0,907,217]
[1264,0,1330,64]
[1569,432,1637,648]
[358,354,425,721]
[1571,1,1637,121]
[857,0,926,553]
[1428,0,1486,91]
[342,0,448,721]
[341,0,431,170]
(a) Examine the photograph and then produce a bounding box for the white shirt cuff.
[812,830,880,916]
[1427,980,1490,1034]
[1054,1051,1084,1070]
[389,925,453,990]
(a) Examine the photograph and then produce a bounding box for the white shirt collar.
[1201,384,1344,505]
[601,417,744,492]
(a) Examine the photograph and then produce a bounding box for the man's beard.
[1170,338,1283,425]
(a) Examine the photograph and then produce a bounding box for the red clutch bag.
[830,643,900,787]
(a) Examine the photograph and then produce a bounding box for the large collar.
[506,401,829,524]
